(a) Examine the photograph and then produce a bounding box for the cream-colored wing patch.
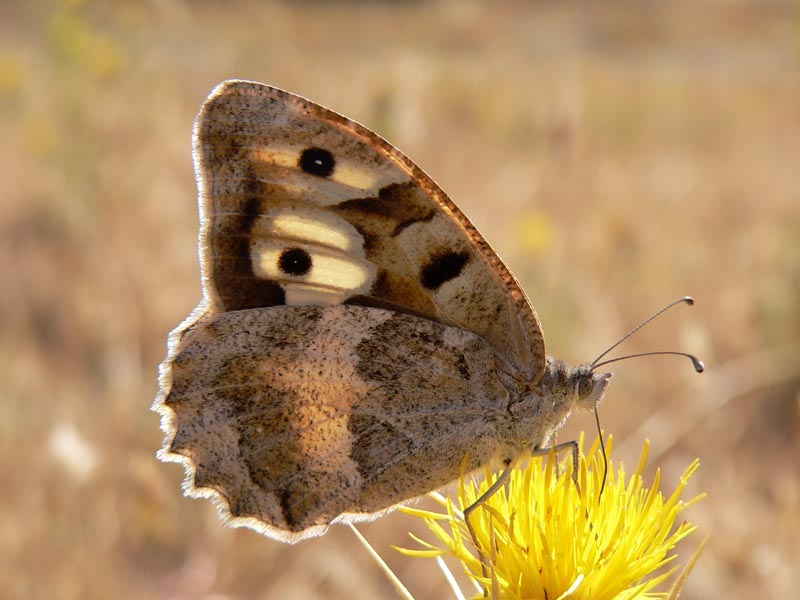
[251,146,389,197]
[249,205,376,305]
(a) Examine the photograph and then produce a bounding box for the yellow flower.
[398,435,703,599]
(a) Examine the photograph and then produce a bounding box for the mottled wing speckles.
[159,305,506,541]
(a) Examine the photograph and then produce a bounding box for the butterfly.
[153,80,613,543]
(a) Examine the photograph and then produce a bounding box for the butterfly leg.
[532,439,581,493]
[464,441,580,596]
[464,457,515,593]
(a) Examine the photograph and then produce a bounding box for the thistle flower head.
[398,435,703,599]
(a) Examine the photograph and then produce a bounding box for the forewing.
[155,305,508,542]
[195,80,544,379]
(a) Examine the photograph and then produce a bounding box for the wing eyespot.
[278,247,313,276]
[299,147,335,178]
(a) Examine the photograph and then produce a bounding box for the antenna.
[593,351,704,372]
[591,296,703,500]
[591,296,698,368]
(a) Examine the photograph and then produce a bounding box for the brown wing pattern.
[161,305,508,542]
[194,80,545,380]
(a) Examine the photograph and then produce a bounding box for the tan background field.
[2,0,798,598]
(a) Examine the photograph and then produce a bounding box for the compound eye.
[578,377,593,399]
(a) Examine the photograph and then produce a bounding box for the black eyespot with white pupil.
[299,147,335,178]
[278,247,312,277]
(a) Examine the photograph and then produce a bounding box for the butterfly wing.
[195,80,544,380]
[159,304,509,542]
[155,81,551,542]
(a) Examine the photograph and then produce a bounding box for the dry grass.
[1,0,798,598]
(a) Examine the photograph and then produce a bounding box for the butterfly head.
[564,296,704,413]
[503,358,612,452]
[541,358,612,414]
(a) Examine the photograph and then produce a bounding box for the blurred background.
[2,0,798,598]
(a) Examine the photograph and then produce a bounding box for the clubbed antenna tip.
[591,296,703,375]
